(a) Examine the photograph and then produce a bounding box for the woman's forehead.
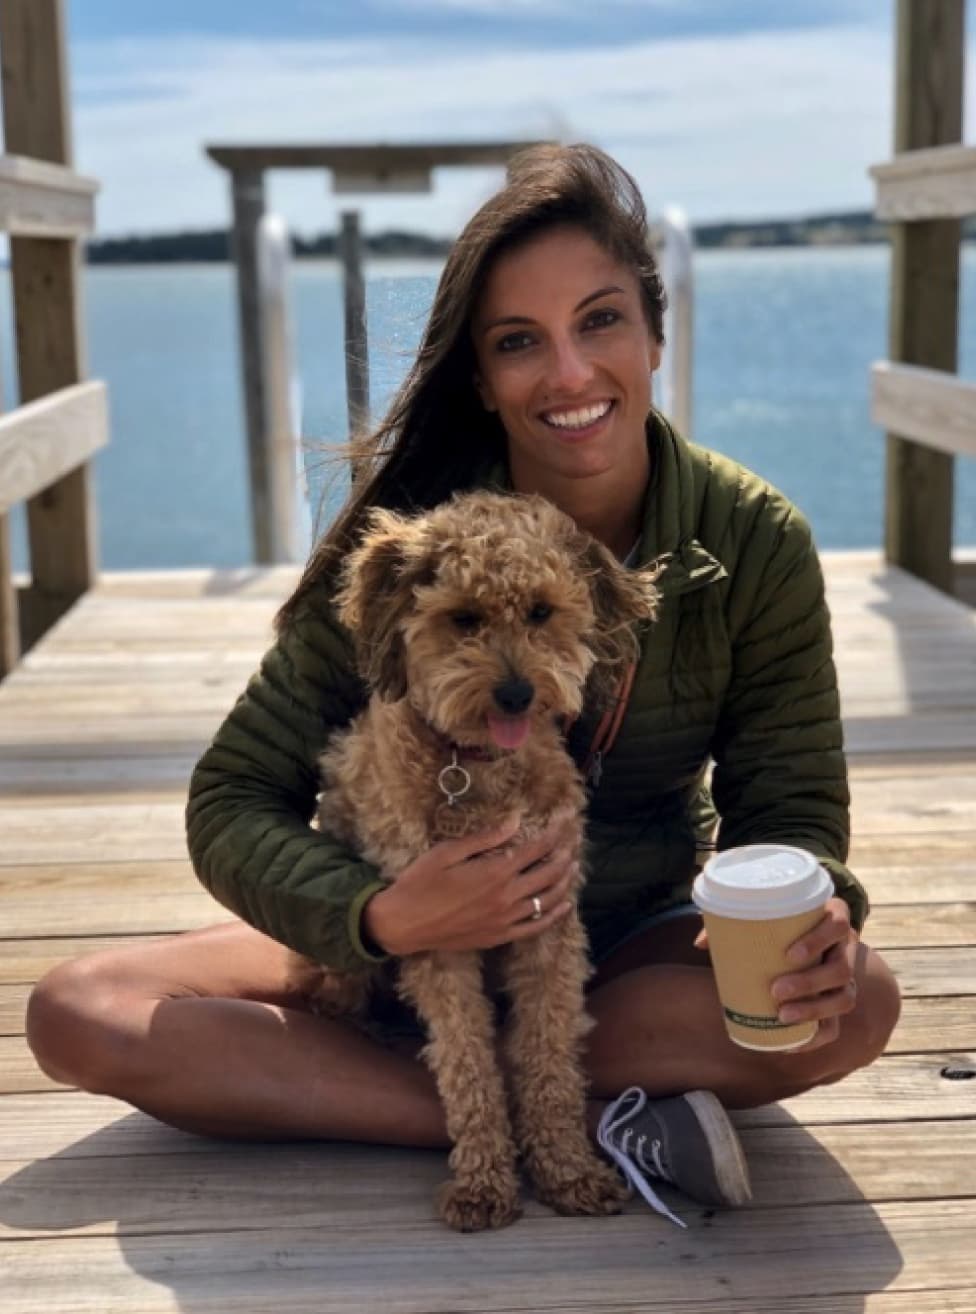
[473,227,638,326]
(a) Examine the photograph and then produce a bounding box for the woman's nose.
[547,336,594,393]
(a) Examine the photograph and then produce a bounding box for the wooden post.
[884,0,964,594]
[339,209,370,441]
[229,168,272,562]
[0,0,96,648]
[0,362,19,674]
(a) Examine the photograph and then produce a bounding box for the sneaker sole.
[682,1090,753,1206]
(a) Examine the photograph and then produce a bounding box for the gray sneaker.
[597,1086,752,1228]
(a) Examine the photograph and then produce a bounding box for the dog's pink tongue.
[487,715,531,750]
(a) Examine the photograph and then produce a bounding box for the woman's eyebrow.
[479,285,626,336]
[575,284,625,310]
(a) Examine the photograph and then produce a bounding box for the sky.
[49,0,976,239]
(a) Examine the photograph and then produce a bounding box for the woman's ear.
[648,338,663,373]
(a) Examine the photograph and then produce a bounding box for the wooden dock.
[0,554,974,1313]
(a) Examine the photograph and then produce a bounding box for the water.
[2,245,974,569]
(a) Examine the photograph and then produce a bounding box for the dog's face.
[336,492,661,749]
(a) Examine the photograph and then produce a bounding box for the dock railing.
[868,0,973,602]
[0,0,106,678]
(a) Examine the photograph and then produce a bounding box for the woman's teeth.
[542,400,612,430]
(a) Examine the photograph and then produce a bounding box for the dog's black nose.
[492,677,534,715]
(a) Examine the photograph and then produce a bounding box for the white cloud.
[69,24,976,238]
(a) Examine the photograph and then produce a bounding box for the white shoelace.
[596,1087,687,1229]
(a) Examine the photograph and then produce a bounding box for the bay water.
[2,245,974,569]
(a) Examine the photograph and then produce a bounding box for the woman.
[26,144,901,1216]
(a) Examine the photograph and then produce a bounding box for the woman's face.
[471,225,661,489]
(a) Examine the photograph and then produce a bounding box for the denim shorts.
[588,901,702,966]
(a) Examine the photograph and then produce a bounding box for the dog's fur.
[291,491,662,1231]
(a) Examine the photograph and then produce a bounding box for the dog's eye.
[527,602,553,624]
[450,610,482,633]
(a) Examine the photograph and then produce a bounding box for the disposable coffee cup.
[692,844,833,1052]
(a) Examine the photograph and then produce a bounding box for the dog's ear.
[570,533,664,698]
[335,509,431,700]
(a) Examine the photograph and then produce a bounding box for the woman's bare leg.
[582,912,902,1114]
[26,914,900,1144]
[26,922,449,1146]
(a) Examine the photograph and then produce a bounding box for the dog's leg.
[398,951,521,1232]
[504,910,630,1216]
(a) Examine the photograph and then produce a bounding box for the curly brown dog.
[291,490,662,1231]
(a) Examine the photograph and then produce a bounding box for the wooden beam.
[206,140,544,173]
[883,0,964,596]
[0,382,109,515]
[0,154,97,238]
[339,210,369,439]
[0,0,72,165]
[228,169,272,563]
[0,321,19,678]
[871,362,976,460]
[871,143,976,220]
[0,517,20,678]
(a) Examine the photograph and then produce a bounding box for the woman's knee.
[26,955,149,1094]
[768,944,902,1090]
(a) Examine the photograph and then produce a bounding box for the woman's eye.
[584,308,620,330]
[496,331,534,354]
[450,611,482,633]
[527,602,552,624]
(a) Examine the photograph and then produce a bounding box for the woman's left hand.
[769,896,860,1052]
[696,896,860,1053]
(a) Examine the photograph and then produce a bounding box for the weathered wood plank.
[0,1201,972,1312]
[2,1118,975,1245]
[0,153,97,238]
[872,141,976,220]
[208,140,543,173]
[0,382,109,514]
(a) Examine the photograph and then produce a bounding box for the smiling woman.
[471,228,661,557]
[26,143,901,1233]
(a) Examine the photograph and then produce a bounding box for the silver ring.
[530,896,543,921]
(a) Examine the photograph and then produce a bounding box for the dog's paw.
[529,1152,630,1217]
[437,1178,522,1232]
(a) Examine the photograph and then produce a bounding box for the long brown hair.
[276,142,667,630]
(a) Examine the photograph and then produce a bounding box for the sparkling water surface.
[2,245,974,569]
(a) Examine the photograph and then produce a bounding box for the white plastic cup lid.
[692,844,833,920]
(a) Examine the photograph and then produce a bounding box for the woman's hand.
[769,896,861,1051]
[362,812,579,957]
[695,897,861,1053]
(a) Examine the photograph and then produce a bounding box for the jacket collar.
[479,410,727,596]
[640,412,728,596]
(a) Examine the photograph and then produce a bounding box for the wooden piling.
[884,0,964,594]
[339,209,370,442]
[0,0,97,653]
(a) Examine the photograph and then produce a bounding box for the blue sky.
[57,0,976,238]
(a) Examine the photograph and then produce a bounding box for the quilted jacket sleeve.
[185,589,388,972]
[710,498,870,931]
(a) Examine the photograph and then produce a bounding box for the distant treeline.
[83,210,976,264]
[84,228,452,264]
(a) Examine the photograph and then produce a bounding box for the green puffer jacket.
[186,414,869,971]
